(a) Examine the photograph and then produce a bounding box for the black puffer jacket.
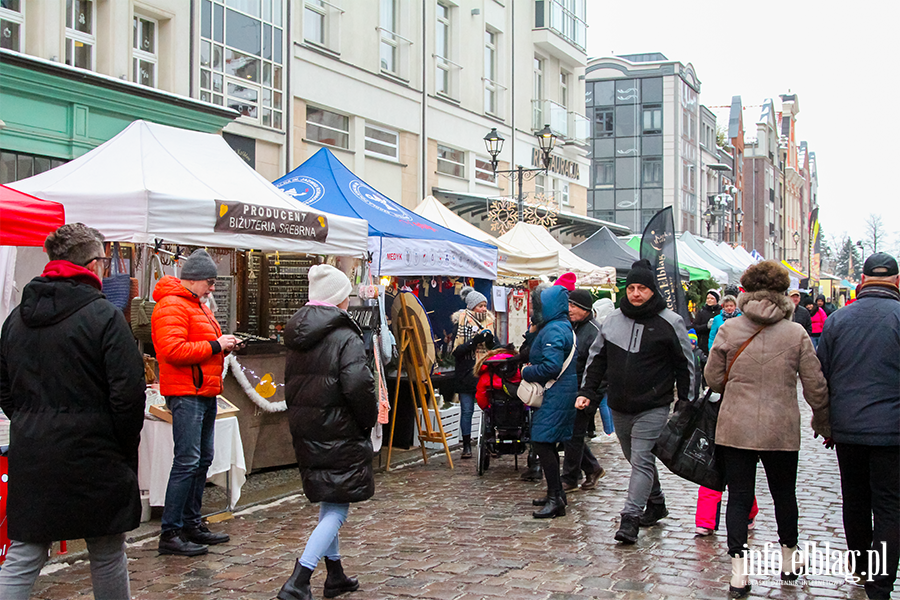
[0,272,146,543]
[284,305,378,503]
[691,303,720,355]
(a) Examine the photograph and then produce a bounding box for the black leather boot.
[158,529,208,556]
[532,491,566,519]
[461,435,472,459]
[520,448,542,481]
[532,489,567,506]
[277,560,313,600]
[323,557,359,598]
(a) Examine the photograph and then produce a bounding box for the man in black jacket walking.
[560,289,605,492]
[789,289,812,335]
[0,224,145,600]
[817,253,900,600]
[576,260,694,545]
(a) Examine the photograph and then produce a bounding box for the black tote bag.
[652,388,724,491]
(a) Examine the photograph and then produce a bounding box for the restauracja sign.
[531,148,580,180]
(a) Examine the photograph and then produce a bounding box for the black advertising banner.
[214,200,328,242]
[640,207,690,323]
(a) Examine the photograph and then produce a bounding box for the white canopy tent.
[680,232,743,284]
[730,244,759,268]
[677,240,728,284]
[700,239,750,274]
[11,120,369,255]
[498,222,615,286]
[413,196,558,278]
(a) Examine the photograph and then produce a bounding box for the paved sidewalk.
[30,403,879,599]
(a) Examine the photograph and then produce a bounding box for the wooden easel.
[386,293,454,470]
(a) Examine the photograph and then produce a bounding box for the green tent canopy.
[624,236,711,281]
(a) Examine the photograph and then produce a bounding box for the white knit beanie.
[308,264,352,306]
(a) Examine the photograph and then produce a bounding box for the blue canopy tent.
[274,148,498,279]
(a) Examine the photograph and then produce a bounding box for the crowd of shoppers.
[1,222,896,600]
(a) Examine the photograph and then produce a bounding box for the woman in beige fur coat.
[705,260,829,599]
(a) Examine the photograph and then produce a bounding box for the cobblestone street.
[31,403,878,600]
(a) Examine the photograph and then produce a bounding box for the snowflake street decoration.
[523,194,558,229]
[487,197,519,234]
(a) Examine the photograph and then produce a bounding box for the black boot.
[520,449,542,481]
[532,489,567,506]
[461,435,472,459]
[614,515,640,544]
[158,529,208,556]
[277,560,313,600]
[532,491,566,519]
[323,557,359,598]
[639,498,669,527]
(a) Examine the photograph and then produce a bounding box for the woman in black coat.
[692,290,721,355]
[277,264,378,600]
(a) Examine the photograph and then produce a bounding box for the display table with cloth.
[138,416,247,510]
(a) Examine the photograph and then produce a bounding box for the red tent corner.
[1,184,65,247]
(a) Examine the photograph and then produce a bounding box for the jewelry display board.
[212,276,236,333]
[245,253,315,338]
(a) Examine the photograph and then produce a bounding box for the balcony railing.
[535,0,587,52]
[532,99,568,138]
[566,111,589,146]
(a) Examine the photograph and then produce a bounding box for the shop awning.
[11,120,369,256]
[0,184,65,247]
[274,149,497,279]
[781,261,808,278]
[413,196,557,278]
[499,222,615,286]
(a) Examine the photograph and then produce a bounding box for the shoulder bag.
[517,332,577,408]
[652,326,765,491]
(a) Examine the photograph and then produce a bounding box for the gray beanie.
[461,286,488,310]
[180,249,218,280]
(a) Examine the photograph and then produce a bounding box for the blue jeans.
[459,392,475,437]
[161,395,217,533]
[300,503,349,570]
[599,395,615,435]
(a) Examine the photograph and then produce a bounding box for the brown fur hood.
[737,290,794,325]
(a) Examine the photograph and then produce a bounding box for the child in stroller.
[472,346,530,475]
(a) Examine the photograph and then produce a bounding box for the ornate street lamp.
[483,125,557,221]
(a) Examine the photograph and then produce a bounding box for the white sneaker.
[600,433,618,444]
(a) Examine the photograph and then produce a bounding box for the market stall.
[624,235,711,282]
[570,226,638,278]
[679,231,744,284]
[11,120,370,474]
[0,185,66,323]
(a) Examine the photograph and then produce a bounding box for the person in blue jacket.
[521,285,577,519]
[707,294,741,353]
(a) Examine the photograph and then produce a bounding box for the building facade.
[743,98,783,259]
[584,53,702,235]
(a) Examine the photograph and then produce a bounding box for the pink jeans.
[696,486,759,529]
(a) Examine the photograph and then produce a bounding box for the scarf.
[41,260,103,291]
[722,309,741,321]
[619,292,667,321]
[858,281,900,302]
[453,310,493,362]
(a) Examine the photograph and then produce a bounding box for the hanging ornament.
[487,197,519,234]
[523,194,559,229]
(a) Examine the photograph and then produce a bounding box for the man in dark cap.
[817,252,900,600]
[560,289,605,493]
[789,289,813,336]
[152,249,240,556]
[577,259,695,544]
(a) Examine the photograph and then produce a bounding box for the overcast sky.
[586,0,900,254]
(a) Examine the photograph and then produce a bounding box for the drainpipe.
[421,0,427,201]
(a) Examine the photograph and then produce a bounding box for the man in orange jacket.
[152,249,240,556]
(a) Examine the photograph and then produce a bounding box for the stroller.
[474,356,532,476]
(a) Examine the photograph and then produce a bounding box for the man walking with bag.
[576,259,695,544]
[0,224,146,599]
[817,252,900,600]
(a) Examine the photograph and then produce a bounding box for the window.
[66,0,95,70]
[484,29,499,114]
[437,144,464,178]
[533,56,543,125]
[307,106,349,149]
[642,158,662,186]
[364,124,398,160]
[642,106,662,134]
[560,71,569,108]
[535,173,546,196]
[380,0,398,73]
[545,0,586,51]
[132,16,158,87]
[435,2,451,95]
[594,160,613,186]
[200,0,284,129]
[594,109,613,138]
[475,157,496,184]
[555,179,570,206]
[0,0,23,52]
[304,1,325,45]
[0,150,66,184]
